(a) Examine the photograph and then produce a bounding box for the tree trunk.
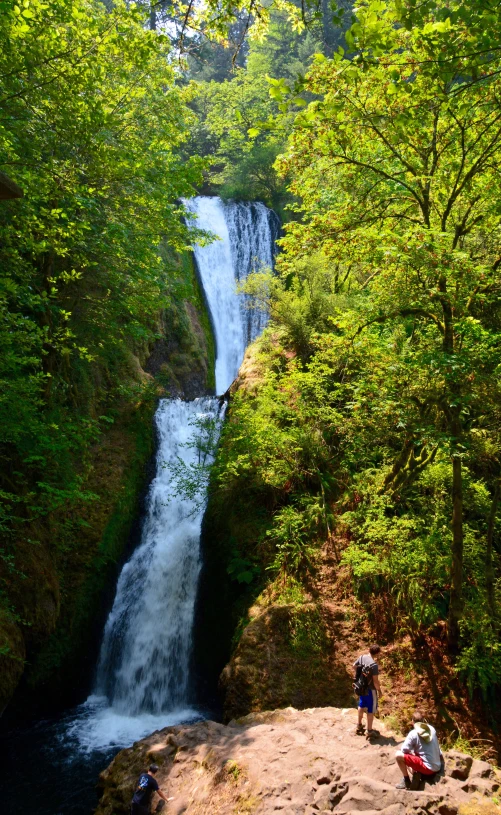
[448,453,464,648]
[322,0,330,53]
[438,277,464,648]
[486,479,500,619]
[39,252,56,403]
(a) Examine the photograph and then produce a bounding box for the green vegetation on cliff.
[202,0,501,715]
[0,0,217,711]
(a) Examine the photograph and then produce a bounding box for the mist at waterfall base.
[0,197,277,815]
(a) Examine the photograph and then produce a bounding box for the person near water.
[131,764,169,815]
[395,711,442,789]
[353,644,382,738]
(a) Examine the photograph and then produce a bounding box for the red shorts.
[404,754,436,775]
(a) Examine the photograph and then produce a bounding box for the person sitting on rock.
[395,711,443,789]
[353,644,382,739]
[131,764,169,815]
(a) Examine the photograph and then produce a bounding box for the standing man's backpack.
[353,660,376,696]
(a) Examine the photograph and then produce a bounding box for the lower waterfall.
[95,399,220,716]
[68,398,222,750]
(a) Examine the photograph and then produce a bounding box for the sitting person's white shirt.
[395,713,442,789]
[401,721,442,773]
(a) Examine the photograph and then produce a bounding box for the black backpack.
[353,659,376,696]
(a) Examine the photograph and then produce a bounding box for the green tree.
[0,0,202,549]
[274,0,501,647]
[188,70,283,205]
[187,7,331,209]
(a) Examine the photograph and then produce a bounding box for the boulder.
[443,751,473,781]
[469,758,495,781]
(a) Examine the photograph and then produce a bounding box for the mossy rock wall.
[1,249,216,718]
[21,398,157,707]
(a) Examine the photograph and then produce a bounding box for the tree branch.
[354,307,445,338]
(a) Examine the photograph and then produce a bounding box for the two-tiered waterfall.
[71,196,278,751]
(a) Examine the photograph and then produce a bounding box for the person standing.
[353,644,382,738]
[395,711,442,789]
[131,764,169,815]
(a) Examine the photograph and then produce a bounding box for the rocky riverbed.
[95,706,500,815]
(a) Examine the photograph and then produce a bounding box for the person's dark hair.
[369,644,381,656]
[412,711,426,724]
[149,764,159,774]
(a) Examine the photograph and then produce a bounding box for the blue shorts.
[358,689,378,714]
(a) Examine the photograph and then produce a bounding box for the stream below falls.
[0,196,279,815]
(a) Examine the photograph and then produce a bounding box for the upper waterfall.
[185,196,279,394]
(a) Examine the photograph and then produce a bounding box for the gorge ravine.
[0,196,279,815]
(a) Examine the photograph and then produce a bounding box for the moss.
[25,395,156,698]
[145,249,215,397]
[0,608,26,714]
[181,250,216,392]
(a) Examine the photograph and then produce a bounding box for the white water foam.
[66,696,201,753]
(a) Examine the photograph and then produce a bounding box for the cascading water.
[185,196,279,394]
[65,196,277,753]
[94,398,221,717]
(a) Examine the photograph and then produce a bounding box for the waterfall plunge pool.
[0,700,207,815]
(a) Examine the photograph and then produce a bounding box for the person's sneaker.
[355,725,366,735]
[365,729,380,740]
[395,777,411,790]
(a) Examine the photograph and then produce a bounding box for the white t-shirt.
[401,724,442,772]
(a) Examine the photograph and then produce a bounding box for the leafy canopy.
[0,0,202,546]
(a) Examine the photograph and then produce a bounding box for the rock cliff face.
[95,707,500,815]
[219,600,359,722]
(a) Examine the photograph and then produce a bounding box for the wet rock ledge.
[96,707,500,815]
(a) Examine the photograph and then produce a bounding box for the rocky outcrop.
[95,707,500,815]
[144,300,214,400]
[220,602,357,722]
